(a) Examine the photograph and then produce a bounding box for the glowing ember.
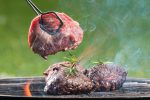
[23,81,32,96]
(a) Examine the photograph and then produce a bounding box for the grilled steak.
[28,12,83,59]
[43,61,94,95]
[84,63,127,91]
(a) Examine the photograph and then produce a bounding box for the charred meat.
[84,63,127,91]
[28,12,83,59]
[43,62,94,95]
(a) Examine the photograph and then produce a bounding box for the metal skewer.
[26,0,63,35]
[26,0,42,15]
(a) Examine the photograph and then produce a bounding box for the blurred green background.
[0,0,149,78]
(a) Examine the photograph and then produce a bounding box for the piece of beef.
[84,63,127,91]
[43,61,94,95]
[28,12,83,59]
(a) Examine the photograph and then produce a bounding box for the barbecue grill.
[0,77,150,99]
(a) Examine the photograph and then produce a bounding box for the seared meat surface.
[43,62,127,95]
[28,12,83,59]
[84,63,127,91]
[43,62,94,95]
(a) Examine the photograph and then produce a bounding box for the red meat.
[28,12,83,59]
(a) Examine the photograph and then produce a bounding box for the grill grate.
[0,77,150,99]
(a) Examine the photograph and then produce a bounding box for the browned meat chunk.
[84,63,127,91]
[43,62,94,95]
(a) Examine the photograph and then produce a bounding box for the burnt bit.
[84,63,127,92]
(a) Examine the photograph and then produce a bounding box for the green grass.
[0,0,150,78]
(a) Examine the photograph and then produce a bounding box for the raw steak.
[28,12,83,59]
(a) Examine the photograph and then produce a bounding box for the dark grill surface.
[0,77,150,99]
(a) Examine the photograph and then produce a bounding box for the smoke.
[0,73,13,79]
[114,44,142,69]
[79,15,97,33]
[56,0,150,77]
